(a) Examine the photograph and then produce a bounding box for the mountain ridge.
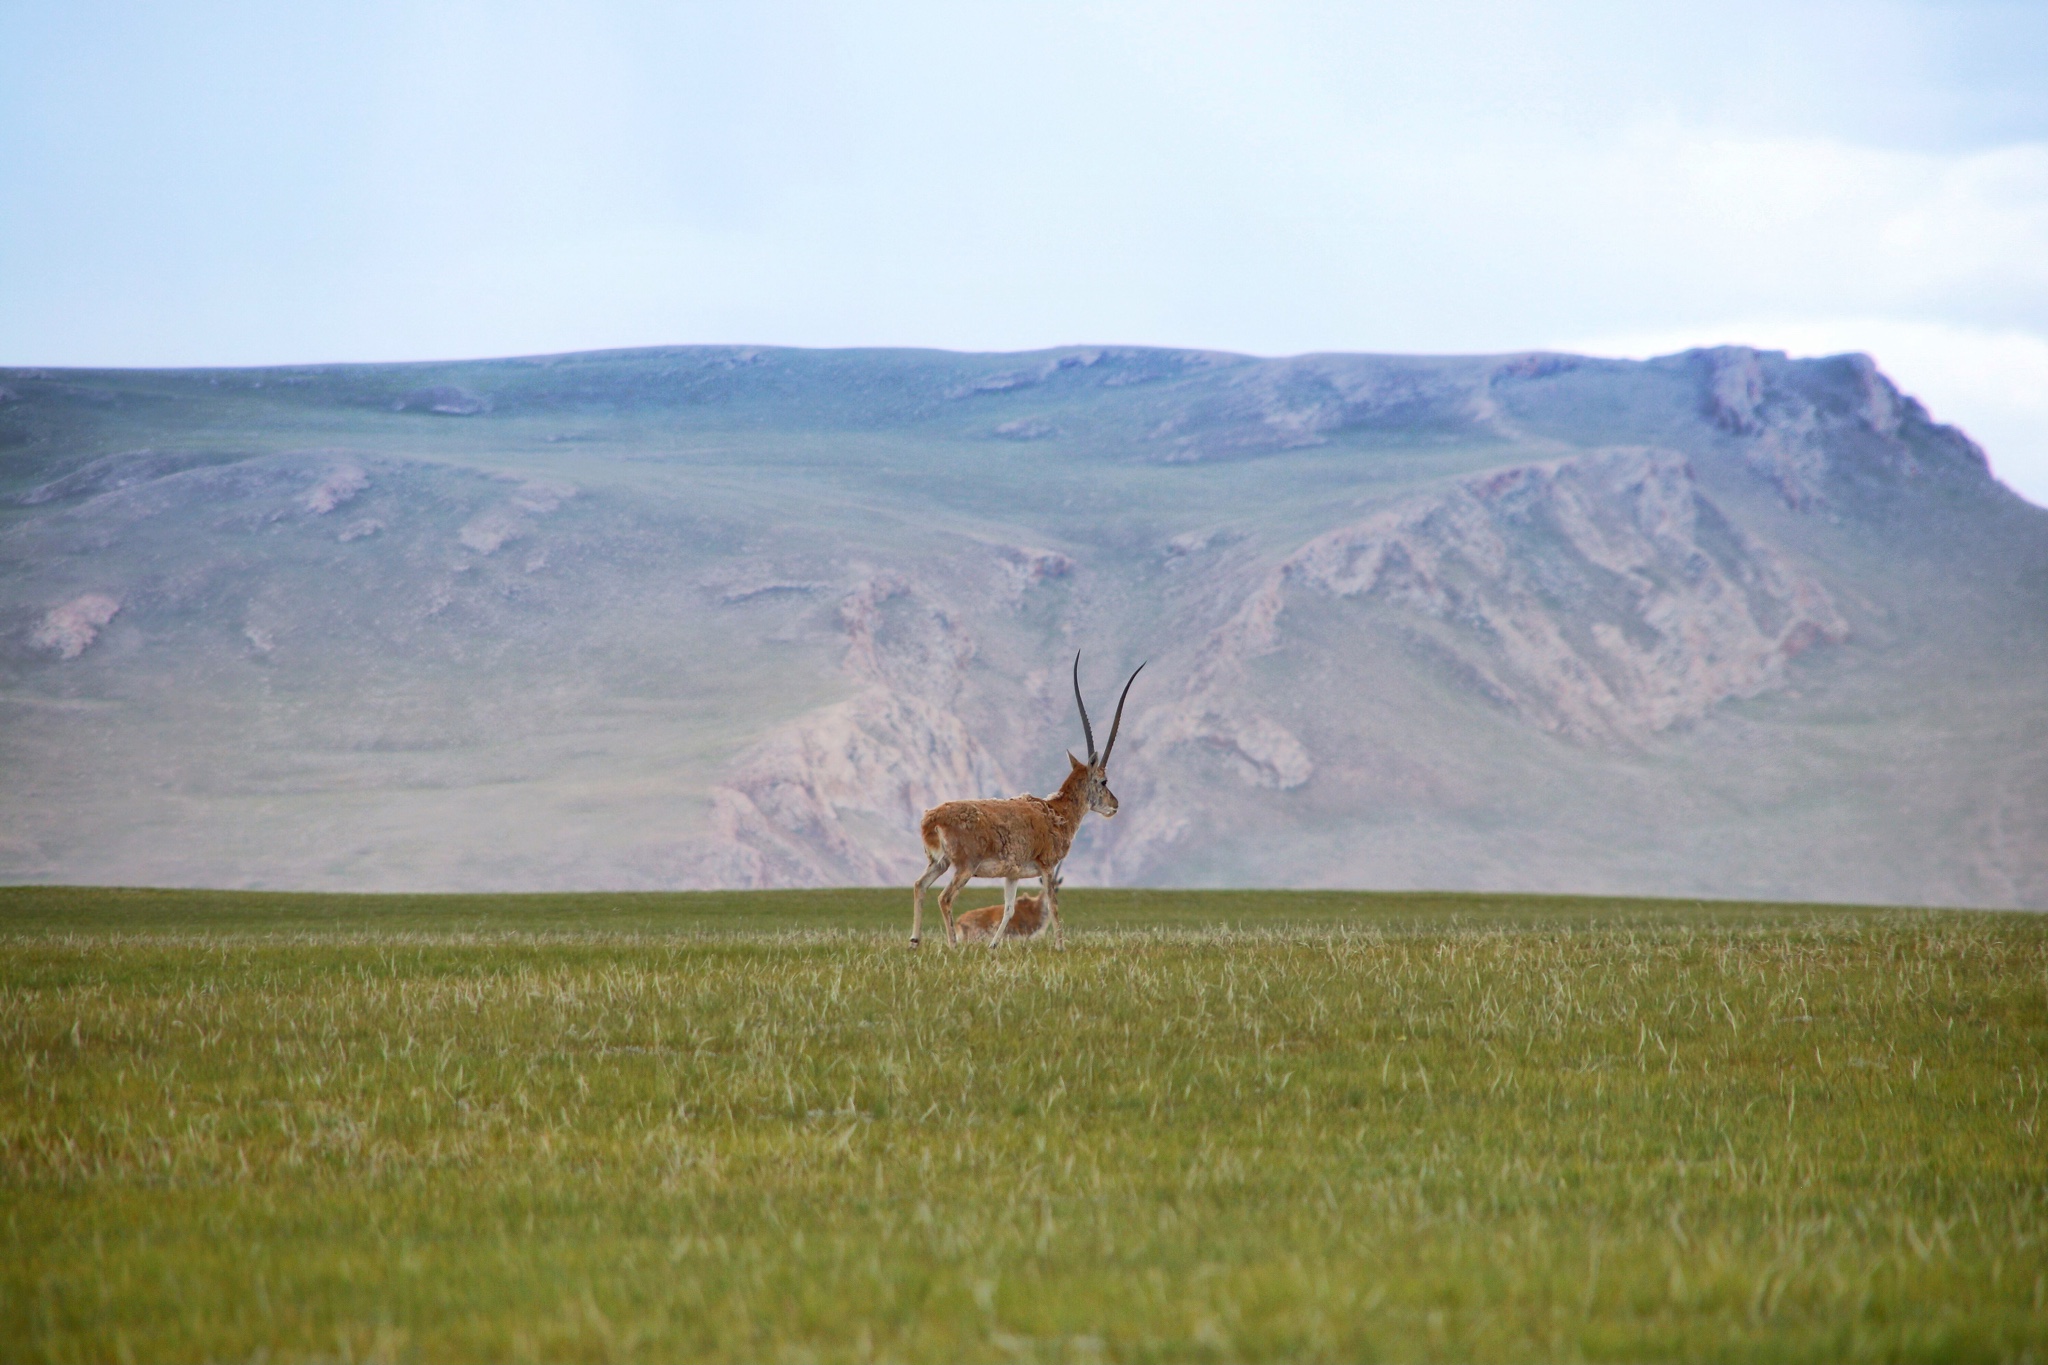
[2,343,2042,905]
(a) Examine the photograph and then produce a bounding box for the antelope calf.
[948,890,1053,944]
[911,653,1142,949]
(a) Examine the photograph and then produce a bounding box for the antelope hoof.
[909,936,921,948]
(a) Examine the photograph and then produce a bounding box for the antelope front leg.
[1044,870,1064,950]
[910,857,949,947]
[989,878,1020,950]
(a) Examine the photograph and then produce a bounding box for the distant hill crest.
[1,344,2041,905]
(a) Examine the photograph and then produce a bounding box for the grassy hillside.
[4,888,2043,1361]
[3,345,2045,904]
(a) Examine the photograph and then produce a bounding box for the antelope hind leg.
[911,856,949,947]
[937,866,973,947]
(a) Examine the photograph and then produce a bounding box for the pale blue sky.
[4,1,2046,500]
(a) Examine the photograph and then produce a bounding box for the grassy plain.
[2,886,2044,1362]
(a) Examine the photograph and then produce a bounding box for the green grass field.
[3,887,2044,1362]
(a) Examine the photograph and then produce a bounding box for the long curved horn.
[1100,663,1145,766]
[1072,651,1097,762]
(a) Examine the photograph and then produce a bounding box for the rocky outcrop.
[701,443,1855,886]
[702,574,1014,887]
[705,689,1009,886]
[954,349,1111,398]
[300,463,368,515]
[1687,347,1990,507]
[1157,447,1847,770]
[455,479,575,555]
[31,593,120,659]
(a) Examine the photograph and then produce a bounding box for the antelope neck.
[1048,766,1093,827]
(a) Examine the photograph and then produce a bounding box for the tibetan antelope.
[911,654,1143,949]
[950,872,1061,945]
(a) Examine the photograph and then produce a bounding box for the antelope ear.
[1068,751,1087,771]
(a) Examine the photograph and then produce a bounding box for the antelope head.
[1070,653,1145,817]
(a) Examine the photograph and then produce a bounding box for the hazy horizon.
[4,1,2045,502]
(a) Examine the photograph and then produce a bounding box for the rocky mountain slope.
[2,344,2042,906]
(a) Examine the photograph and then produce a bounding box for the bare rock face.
[703,575,1011,887]
[704,441,1854,889]
[300,462,368,515]
[707,689,1009,886]
[456,479,575,556]
[1687,347,1988,507]
[31,593,120,659]
[1160,447,1847,761]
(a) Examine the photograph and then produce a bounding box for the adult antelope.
[911,654,1143,949]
